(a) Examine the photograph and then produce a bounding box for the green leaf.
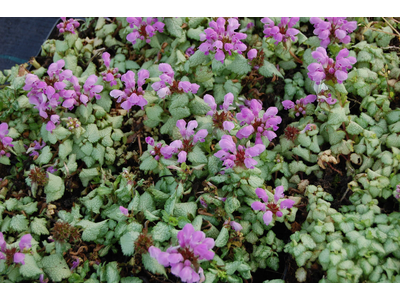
[173,202,197,218]
[164,196,177,216]
[259,61,283,78]
[327,104,348,125]
[142,253,167,277]
[300,233,316,250]
[346,121,364,135]
[187,26,204,41]
[189,95,212,116]
[225,54,251,75]
[19,254,42,278]
[224,80,241,98]
[105,261,120,283]
[44,173,65,203]
[188,145,207,164]
[81,195,103,214]
[266,256,280,272]
[189,50,209,67]
[152,222,171,242]
[138,192,155,213]
[42,254,72,282]
[59,139,73,160]
[37,146,53,165]
[10,214,28,232]
[77,219,108,242]
[215,227,229,247]
[225,196,240,214]
[146,104,164,121]
[86,124,101,143]
[55,40,68,52]
[120,231,140,256]
[165,17,183,38]
[170,106,191,119]
[78,168,99,187]
[30,217,49,235]
[248,175,264,188]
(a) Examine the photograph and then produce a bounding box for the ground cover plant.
[1,16,400,283]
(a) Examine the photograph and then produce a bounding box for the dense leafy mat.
[1,17,400,283]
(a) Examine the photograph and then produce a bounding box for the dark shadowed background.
[0,17,60,71]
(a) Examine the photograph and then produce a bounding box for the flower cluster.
[65,117,82,131]
[145,120,208,164]
[251,186,295,226]
[199,17,247,64]
[236,99,281,144]
[110,70,149,110]
[149,223,214,283]
[0,233,32,265]
[204,92,235,132]
[310,17,357,48]
[282,95,317,116]
[64,74,103,109]
[214,135,265,170]
[307,47,356,85]
[126,17,165,44]
[24,60,103,132]
[101,52,121,86]
[56,17,80,34]
[395,184,400,200]
[0,122,14,158]
[151,63,199,99]
[261,17,299,45]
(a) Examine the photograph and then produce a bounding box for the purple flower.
[236,99,281,143]
[70,258,80,271]
[13,253,25,265]
[185,47,195,57]
[119,206,129,216]
[126,18,165,44]
[307,47,356,85]
[110,70,149,110]
[0,232,32,265]
[19,234,32,250]
[178,81,200,94]
[199,18,247,63]
[247,49,257,61]
[166,119,208,164]
[151,63,198,99]
[57,17,80,34]
[310,17,357,48]
[396,184,400,199]
[26,140,46,157]
[39,274,49,283]
[251,186,295,226]
[261,17,299,45]
[0,122,14,158]
[282,95,317,117]
[47,166,57,174]
[224,220,243,232]
[300,123,316,134]
[149,223,214,283]
[214,135,265,170]
[204,93,236,132]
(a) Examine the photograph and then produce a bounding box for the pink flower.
[251,186,295,226]
[119,206,129,216]
[247,49,257,60]
[19,234,32,250]
[149,223,214,283]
